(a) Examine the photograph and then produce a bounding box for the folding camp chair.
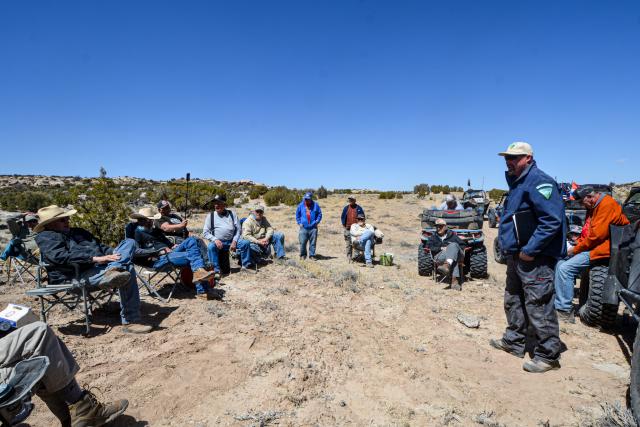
[125,222,182,303]
[24,257,117,335]
[1,240,42,287]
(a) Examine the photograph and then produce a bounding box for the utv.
[578,222,640,423]
[417,209,488,278]
[624,187,640,223]
[564,183,613,227]
[462,189,491,218]
[488,193,508,264]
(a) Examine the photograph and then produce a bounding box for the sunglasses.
[504,154,524,161]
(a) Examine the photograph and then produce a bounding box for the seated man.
[203,195,241,277]
[425,218,466,290]
[155,200,188,244]
[438,194,464,211]
[34,205,152,334]
[349,214,380,268]
[130,208,214,300]
[1,213,39,261]
[237,206,286,273]
[1,320,127,426]
[554,186,629,322]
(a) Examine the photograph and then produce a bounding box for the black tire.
[630,323,640,424]
[470,246,488,278]
[418,244,433,277]
[487,209,497,228]
[578,265,617,329]
[493,238,506,264]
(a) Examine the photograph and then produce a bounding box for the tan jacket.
[242,215,274,244]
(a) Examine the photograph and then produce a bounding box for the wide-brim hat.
[33,205,77,233]
[130,207,161,221]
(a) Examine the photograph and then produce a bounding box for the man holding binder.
[490,142,566,373]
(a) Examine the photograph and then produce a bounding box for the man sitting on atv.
[439,194,464,211]
[554,185,629,322]
[424,218,467,290]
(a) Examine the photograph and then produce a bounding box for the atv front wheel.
[493,238,506,265]
[470,246,488,278]
[487,208,497,228]
[418,244,433,277]
[578,265,617,329]
[630,323,640,424]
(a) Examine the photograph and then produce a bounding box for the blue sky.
[1,1,638,190]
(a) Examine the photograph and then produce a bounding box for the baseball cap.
[24,213,38,222]
[435,218,447,226]
[356,213,365,219]
[498,141,533,157]
[211,194,227,204]
[156,200,171,209]
[444,194,455,202]
[574,185,595,201]
[253,205,265,212]
[347,196,356,200]
[303,192,313,200]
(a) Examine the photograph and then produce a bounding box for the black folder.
[512,210,537,248]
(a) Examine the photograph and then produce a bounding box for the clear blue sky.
[1,1,638,190]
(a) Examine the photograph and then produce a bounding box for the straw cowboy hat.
[130,207,161,221]
[34,205,78,233]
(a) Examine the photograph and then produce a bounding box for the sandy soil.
[0,194,633,426]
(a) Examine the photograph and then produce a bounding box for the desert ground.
[0,194,634,426]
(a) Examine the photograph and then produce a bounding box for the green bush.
[317,186,328,199]
[248,185,269,200]
[488,188,507,201]
[413,183,430,198]
[263,186,304,207]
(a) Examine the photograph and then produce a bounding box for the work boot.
[451,278,462,291]
[489,338,524,358]
[69,390,128,427]
[523,358,560,373]
[556,309,575,324]
[192,268,214,282]
[195,292,210,301]
[309,256,317,261]
[437,263,450,276]
[97,270,130,290]
[122,323,152,334]
[365,262,374,268]
[241,266,257,274]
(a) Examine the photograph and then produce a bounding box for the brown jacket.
[573,194,629,260]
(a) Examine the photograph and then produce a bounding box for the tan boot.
[195,292,210,301]
[451,277,462,291]
[69,391,128,427]
[122,323,152,334]
[97,270,130,290]
[192,268,214,282]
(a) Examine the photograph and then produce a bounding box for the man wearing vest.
[341,196,365,260]
[203,195,241,278]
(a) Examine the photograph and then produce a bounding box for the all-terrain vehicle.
[623,186,640,223]
[417,209,488,278]
[462,189,491,218]
[487,193,509,264]
[563,183,613,228]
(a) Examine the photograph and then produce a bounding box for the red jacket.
[573,194,629,260]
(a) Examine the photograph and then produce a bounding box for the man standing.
[341,196,365,260]
[237,205,286,272]
[203,195,241,277]
[34,205,152,334]
[554,186,629,323]
[490,142,566,373]
[296,192,322,260]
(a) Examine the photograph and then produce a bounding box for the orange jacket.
[573,194,629,260]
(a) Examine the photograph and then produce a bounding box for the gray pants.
[344,228,352,257]
[0,321,79,394]
[434,243,463,278]
[502,255,561,362]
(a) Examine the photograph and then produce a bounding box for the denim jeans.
[80,238,141,324]
[554,251,590,312]
[354,229,375,263]
[237,232,286,267]
[207,240,233,273]
[434,242,464,278]
[299,227,317,258]
[153,237,209,294]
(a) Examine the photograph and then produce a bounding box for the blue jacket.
[341,204,365,227]
[296,200,323,229]
[498,161,566,259]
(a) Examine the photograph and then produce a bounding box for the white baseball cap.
[498,141,533,157]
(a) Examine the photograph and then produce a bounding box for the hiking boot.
[489,338,524,358]
[556,309,575,324]
[214,272,221,280]
[365,262,374,268]
[309,256,317,261]
[451,282,462,291]
[241,266,257,274]
[437,263,450,276]
[523,358,560,373]
[299,256,306,261]
[122,323,152,334]
[192,268,214,282]
[195,292,210,301]
[69,390,128,427]
[97,270,130,290]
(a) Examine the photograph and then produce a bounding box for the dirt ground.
[1,194,634,426]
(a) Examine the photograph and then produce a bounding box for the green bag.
[379,253,394,266]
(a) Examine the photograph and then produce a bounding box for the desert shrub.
[413,183,430,198]
[70,178,131,246]
[488,188,507,201]
[248,185,269,200]
[332,188,352,194]
[317,186,328,199]
[378,191,403,200]
[263,186,304,207]
[396,192,403,199]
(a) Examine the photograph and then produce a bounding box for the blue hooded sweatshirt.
[296,199,323,229]
[498,161,566,259]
